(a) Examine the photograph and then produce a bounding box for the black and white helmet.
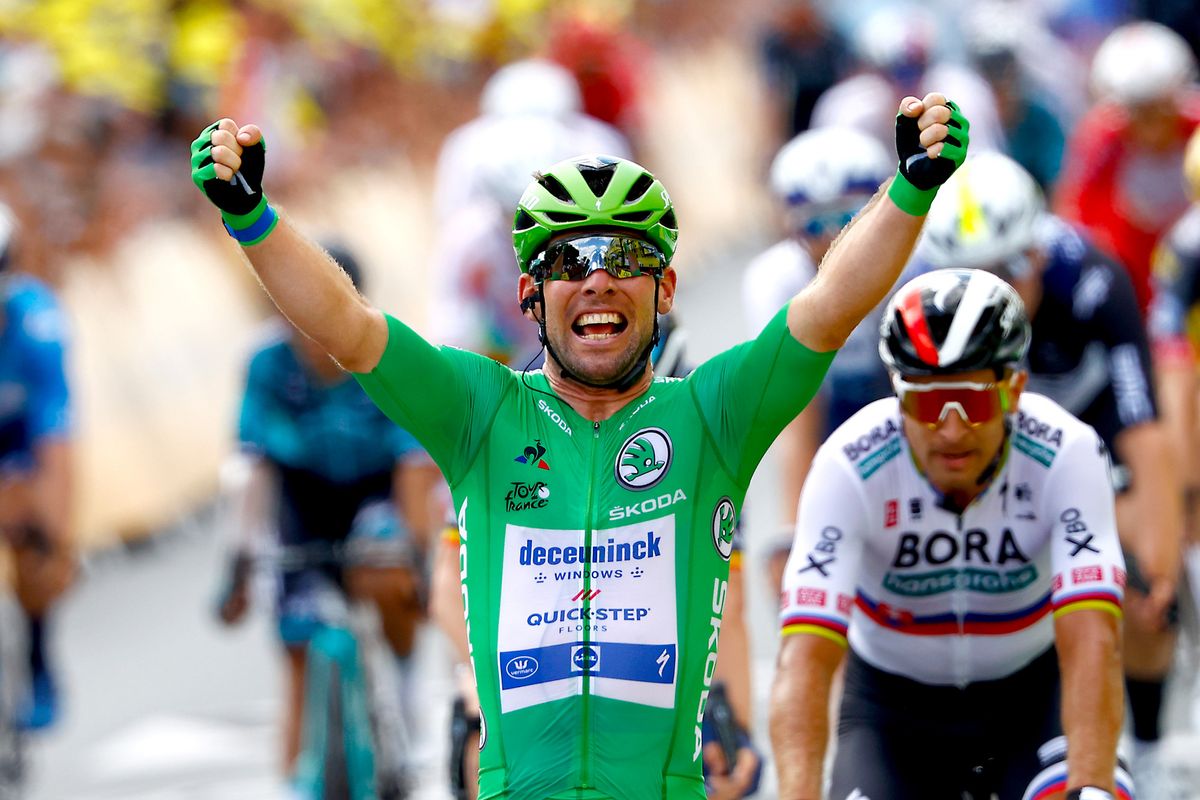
[880,269,1030,377]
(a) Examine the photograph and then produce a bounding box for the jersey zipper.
[580,419,602,789]
[953,513,969,689]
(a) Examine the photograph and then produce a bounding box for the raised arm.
[788,93,969,352]
[190,120,388,373]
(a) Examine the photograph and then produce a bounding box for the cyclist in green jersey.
[190,91,969,800]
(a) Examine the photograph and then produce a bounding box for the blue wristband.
[221,195,279,246]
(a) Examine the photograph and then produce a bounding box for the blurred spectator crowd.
[1,0,1199,541]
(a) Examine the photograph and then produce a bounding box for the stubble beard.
[546,321,652,386]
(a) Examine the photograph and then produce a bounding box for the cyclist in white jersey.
[771,269,1131,800]
[429,62,631,367]
[431,59,631,220]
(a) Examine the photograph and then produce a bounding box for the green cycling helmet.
[512,155,679,273]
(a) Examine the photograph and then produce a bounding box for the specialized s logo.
[615,427,672,490]
[711,497,736,561]
[515,439,550,470]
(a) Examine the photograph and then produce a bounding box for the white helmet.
[922,152,1045,270]
[480,59,581,118]
[854,3,936,73]
[770,126,893,207]
[476,116,595,209]
[1091,21,1197,105]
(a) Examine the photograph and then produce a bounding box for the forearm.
[777,405,823,526]
[787,182,924,352]
[1057,611,1123,790]
[1115,423,1184,573]
[32,440,73,548]
[241,216,387,372]
[770,636,842,799]
[233,457,277,553]
[1155,365,1199,490]
[395,460,443,554]
[430,541,471,663]
[713,569,753,729]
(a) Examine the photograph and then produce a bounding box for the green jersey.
[356,307,831,799]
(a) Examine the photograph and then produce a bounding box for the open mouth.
[572,311,628,340]
[936,450,974,468]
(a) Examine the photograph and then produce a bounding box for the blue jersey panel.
[0,275,72,471]
[238,335,423,483]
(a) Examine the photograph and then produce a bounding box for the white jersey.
[780,392,1125,686]
[742,238,898,426]
[432,111,631,219]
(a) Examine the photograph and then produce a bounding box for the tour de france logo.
[711,497,737,561]
[615,427,673,491]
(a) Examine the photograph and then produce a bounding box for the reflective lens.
[800,208,858,238]
[893,377,1008,429]
[530,235,667,282]
[982,252,1033,281]
[787,198,868,239]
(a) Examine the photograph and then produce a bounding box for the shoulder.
[563,113,632,159]
[817,73,890,107]
[1011,393,1100,467]
[5,275,68,345]
[745,239,812,283]
[819,397,904,480]
[245,320,294,374]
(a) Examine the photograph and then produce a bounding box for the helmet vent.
[514,210,537,231]
[545,211,588,223]
[577,162,618,198]
[660,209,677,229]
[612,211,653,223]
[536,173,574,203]
[624,173,655,203]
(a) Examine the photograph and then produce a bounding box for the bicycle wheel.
[294,628,356,800]
[351,603,410,799]
[0,592,26,800]
[322,660,350,800]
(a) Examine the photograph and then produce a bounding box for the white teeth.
[575,312,624,326]
[581,333,617,340]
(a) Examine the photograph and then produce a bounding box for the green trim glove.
[888,100,970,216]
[189,122,278,245]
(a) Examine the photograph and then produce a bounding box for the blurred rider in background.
[0,201,74,732]
[742,126,895,595]
[429,60,632,367]
[217,243,441,777]
[1055,21,1200,315]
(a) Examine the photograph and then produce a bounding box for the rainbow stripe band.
[1028,774,1132,800]
[855,590,1053,635]
[1051,589,1122,620]
[781,613,849,647]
